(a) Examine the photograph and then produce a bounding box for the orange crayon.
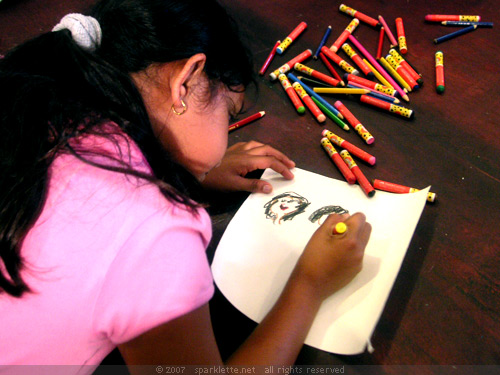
[321,138,356,184]
[339,150,375,197]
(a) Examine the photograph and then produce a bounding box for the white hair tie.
[52,13,102,52]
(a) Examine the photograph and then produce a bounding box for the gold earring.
[171,99,187,116]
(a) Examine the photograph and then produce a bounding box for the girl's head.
[90,0,254,179]
[0,0,254,296]
[264,192,311,224]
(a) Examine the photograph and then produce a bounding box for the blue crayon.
[441,21,494,28]
[434,25,477,44]
[287,72,344,119]
[313,25,332,59]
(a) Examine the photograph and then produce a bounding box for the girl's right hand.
[290,212,372,301]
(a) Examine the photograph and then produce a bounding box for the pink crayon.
[378,15,398,47]
[348,34,409,102]
[259,40,280,75]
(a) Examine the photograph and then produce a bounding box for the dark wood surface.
[1,0,499,371]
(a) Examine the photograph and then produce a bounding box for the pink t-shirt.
[0,126,214,371]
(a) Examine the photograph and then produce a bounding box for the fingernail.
[262,185,272,193]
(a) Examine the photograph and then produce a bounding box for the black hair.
[263,192,311,224]
[0,0,254,297]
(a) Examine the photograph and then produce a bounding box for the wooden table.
[2,0,499,371]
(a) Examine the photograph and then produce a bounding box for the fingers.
[229,141,296,169]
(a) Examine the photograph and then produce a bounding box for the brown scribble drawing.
[264,192,310,224]
[308,205,349,225]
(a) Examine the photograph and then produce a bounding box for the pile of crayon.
[254,4,439,200]
[425,14,493,94]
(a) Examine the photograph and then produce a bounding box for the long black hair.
[0,0,254,297]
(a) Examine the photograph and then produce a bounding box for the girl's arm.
[201,141,296,194]
[118,213,371,369]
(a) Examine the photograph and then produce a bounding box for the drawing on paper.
[263,192,310,224]
[308,205,349,225]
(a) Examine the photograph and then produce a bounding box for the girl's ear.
[169,53,207,110]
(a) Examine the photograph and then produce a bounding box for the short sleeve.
[91,205,214,345]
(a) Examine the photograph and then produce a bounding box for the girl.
[0,0,371,370]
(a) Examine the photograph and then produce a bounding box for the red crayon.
[386,55,419,90]
[345,73,398,96]
[321,46,359,75]
[376,27,385,59]
[277,21,308,55]
[425,14,481,22]
[294,63,342,87]
[278,74,306,114]
[360,95,414,119]
[435,51,445,93]
[339,150,375,197]
[388,48,423,85]
[322,129,376,165]
[334,101,374,144]
[269,49,313,80]
[319,52,344,84]
[259,40,280,75]
[330,18,360,52]
[228,111,265,132]
[339,4,380,28]
[372,179,436,202]
[341,43,373,77]
[292,82,326,123]
[395,17,408,54]
[321,138,356,184]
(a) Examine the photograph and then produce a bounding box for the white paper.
[211,167,429,355]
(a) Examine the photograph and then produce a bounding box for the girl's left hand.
[201,141,295,194]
